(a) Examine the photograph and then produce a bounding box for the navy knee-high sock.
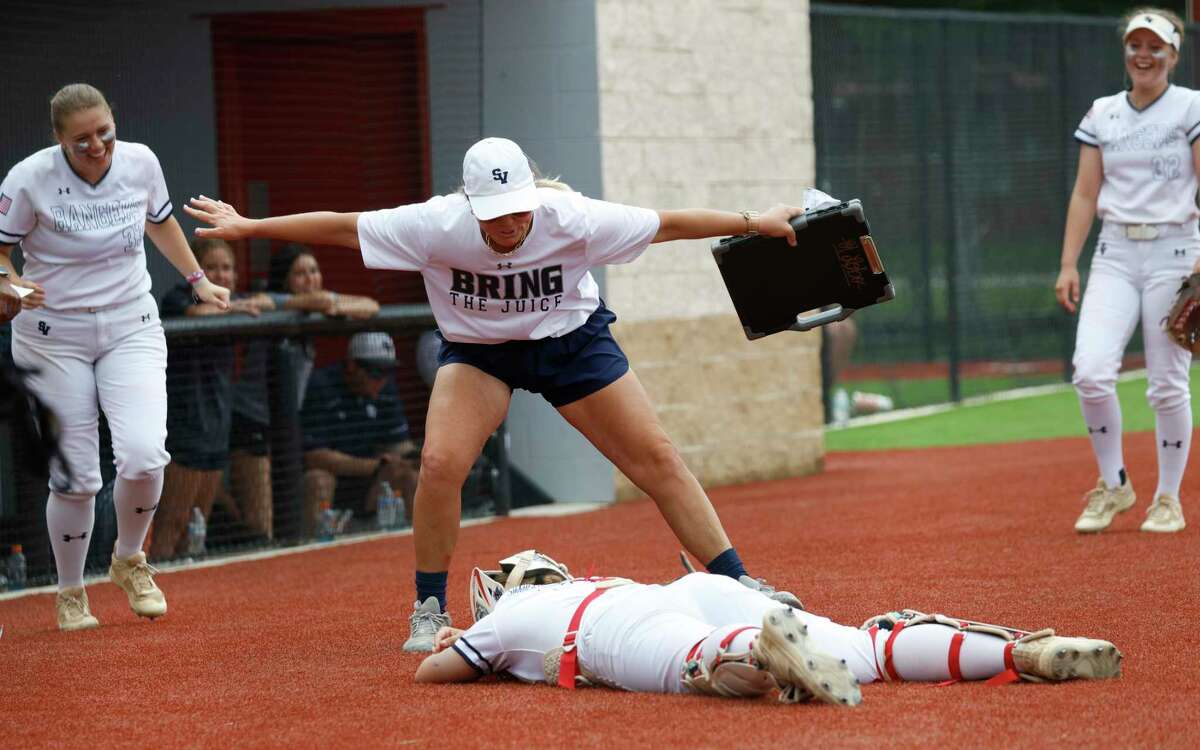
[705,547,748,580]
[415,570,448,611]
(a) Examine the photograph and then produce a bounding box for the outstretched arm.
[414,628,479,683]
[653,204,806,246]
[145,216,230,309]
[184,195,361,250]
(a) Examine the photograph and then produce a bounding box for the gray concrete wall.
[595,0,824,498]
[475,0,613,504]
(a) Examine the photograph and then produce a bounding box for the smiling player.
[0,83,230,630]
[1056,8,1200,535]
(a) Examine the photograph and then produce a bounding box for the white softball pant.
[579,573,878,692]
[10,293,170,498]
[1072,223,1198,410]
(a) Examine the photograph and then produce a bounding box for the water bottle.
[187,507,207,557]
[6,545,27,590]
[831,388,851,426]
[316,501,337,542]
[377,481,396,530]
[394,491,410,528]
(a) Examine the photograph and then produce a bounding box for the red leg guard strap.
[985,641,1021,685]
[883,621,907,682]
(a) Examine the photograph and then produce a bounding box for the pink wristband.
[187,269,206,285]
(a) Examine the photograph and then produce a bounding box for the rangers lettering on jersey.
[0,141,172,310]
[51,198,142,233]
[1104,122,1183,153]
[1074,85,1200,225]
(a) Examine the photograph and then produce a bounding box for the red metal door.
[211,8,431,310]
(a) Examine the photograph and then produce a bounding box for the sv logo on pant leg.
[37,321,50,336]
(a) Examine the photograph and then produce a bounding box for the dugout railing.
[0,306,516,588]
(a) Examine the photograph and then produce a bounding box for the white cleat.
[109,551,167,619]
[1011,629,1123,682]
[56,586,101,631]
[1140,494,1186,533]
[752,607,862,707]
[1074,478,1135,533]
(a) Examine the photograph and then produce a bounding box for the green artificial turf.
[824,376,1199,451]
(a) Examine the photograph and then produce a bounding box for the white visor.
[1124,13,1180,50]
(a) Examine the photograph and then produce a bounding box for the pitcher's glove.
[1166,273,1200,354]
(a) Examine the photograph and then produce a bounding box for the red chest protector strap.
[558,586,612,689]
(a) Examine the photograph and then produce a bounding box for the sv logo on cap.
[492,168,509,185]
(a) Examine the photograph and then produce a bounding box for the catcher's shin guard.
[680,625,776,699]
[859,609,1122,683]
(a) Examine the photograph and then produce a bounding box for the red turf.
[2,434,1197,748]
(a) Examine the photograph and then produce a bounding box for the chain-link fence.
[812,6,1198,417]
[1,309,517,588]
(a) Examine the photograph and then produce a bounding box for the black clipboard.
[711,199,895,340]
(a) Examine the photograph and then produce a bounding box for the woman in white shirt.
[186,136,810,652]
[1056,8,1200,536]
[0,83,229,630]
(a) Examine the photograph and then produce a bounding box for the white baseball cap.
[462,137,540,221]
[1124,12,1180,50]
[347,331,397,367]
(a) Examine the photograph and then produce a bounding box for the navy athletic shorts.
[437,304,629,407]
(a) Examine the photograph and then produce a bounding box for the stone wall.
[594,0,823,498]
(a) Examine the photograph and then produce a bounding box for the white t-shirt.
[357,188,660,344]
[0,142,172,310]
[1074,85,1200,225]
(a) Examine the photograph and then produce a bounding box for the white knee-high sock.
[112,469,164,560]
[46,492,95,589]
[1079,395,1126,489]
[878,624,1009,681]
[1154,403,1192,498]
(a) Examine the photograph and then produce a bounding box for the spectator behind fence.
[150,239,274,560]
[226,244,381,543]
[300,331,418,535]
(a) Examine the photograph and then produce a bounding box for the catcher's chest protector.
[712,200,894,339]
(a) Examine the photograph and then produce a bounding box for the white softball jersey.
[357,188,660,344]
[1074,85,1200,226]
[0,141,172,310]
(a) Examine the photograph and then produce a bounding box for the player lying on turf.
[414,551,1123,706]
